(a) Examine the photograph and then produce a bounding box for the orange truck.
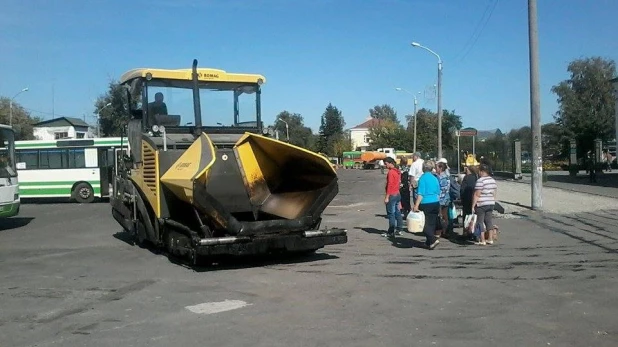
[360,151,385,169]
[360,147,397,169]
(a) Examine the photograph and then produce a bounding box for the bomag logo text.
[175,162,192,170]
[199,73,219,78]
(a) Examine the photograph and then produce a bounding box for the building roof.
[350,116,386,130]
[34,117,91,128]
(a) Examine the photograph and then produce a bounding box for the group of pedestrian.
[381,152,499,249]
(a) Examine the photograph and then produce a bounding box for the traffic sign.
[458,128,478,137]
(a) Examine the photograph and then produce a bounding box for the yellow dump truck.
[110,60,347,264]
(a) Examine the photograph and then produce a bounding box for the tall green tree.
[368,104,398,123]
[405,108,463,155]
[318,103,346,156]
[93,79,132,137]
[0,97,42,140]
[541,122,568,159]
[272,111,316,150]
[367,119,412,151]
[551,56,617,157]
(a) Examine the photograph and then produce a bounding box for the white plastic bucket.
[406,211,425,233]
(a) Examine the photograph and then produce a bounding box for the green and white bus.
[0,124,20,217]
[15,137,128,203]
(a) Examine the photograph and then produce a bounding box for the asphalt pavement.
[1,169,617,347]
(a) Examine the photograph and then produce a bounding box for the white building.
[33,117,94,140]
[347,116,384,151]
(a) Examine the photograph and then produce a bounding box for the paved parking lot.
[1,169,618,347]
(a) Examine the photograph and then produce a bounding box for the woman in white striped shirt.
[472,164,498,245]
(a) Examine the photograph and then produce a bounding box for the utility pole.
[437,59,443,159]
[528,0,543,210]
[52,82,55,119]
[413,94,418,153]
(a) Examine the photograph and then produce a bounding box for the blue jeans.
[386,194,403,234]
[412,186,418,206]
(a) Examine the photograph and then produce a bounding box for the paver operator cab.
[110,60,347,264]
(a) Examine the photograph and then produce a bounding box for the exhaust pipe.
[303,228,347,238]
[198,236,251,246]
[191,59,203,134]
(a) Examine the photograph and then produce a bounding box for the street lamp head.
[395,87,402,91]
[411,42,421,47]
[22,87,29,92]
[105,102,112,107]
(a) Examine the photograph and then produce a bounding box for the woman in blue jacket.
[413,161,441,250]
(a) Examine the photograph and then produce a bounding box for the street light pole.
[278,119,289,142]
[411,41,443,158]
[97,102,112,138]
[395,87,421,153]
[9,87,29,127]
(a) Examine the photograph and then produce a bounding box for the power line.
[23,107,72,118]
[457,0,499,63]
[451,0,499,67]
[453,0,494,62]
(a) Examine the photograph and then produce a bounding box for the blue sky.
[1,0,617,133]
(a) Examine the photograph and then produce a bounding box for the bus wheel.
[73,183,95,203]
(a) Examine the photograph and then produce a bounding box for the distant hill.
[476,129,500,140]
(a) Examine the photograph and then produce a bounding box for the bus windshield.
[0,128,16,178]
[142,79,260,129]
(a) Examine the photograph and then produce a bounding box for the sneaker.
[475,241,486,246]
[429,239,440,250]
[486,240,494,245]
[381,232,395,238]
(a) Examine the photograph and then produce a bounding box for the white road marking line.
[185,300,251,315]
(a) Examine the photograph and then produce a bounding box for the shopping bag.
[448,205,457,220]
[464,214,477,231]
[406,211,425,233]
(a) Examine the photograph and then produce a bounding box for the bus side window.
[68,149,86,168]
[16,150,39,169]
[39,149,67,169]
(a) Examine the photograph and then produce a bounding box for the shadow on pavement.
[112,229,340,271]
[499,200,532,210]
[526,213,618,254]
[0,217,34,231]
[20,197,110,205]
[358,227,430,249]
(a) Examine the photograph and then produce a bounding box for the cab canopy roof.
[119,67,266,85]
